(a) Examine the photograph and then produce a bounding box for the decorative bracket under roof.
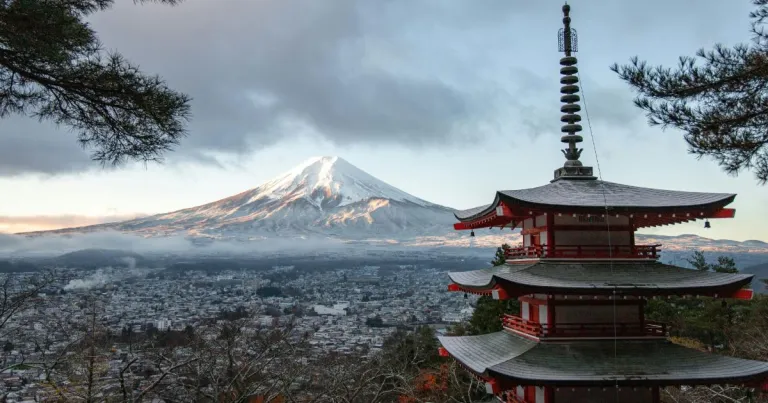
[553,3,596,182]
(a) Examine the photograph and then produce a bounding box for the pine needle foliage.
[611,0,768,183]
[0,0,191,166]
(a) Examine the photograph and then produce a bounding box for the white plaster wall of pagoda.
[538,305,548,324]
[521,301,530,321]
[554,230,631,246]
[523,217,534,248]
[554,215,630,226]
[555,387,653,402]
[510,386,545,402]
[535,215,547,227]
[540,231,548,247]
[516,386,524,400]
[555,305,640,324]
[524,218,535,228]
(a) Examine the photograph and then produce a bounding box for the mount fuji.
[17,157,768,266]
[30,157,458,240]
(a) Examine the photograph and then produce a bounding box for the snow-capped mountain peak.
[248,156,433,209]
[33,156,456,239]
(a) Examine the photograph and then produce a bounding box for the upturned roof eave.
[439,332,768,388]
[451,277,754,298]
[454,185,737,222]
[484,367,768,388]
[447,262,755,297]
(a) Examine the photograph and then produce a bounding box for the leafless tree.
[661,297,768,403]
[150,320,310,402]
[662,385,768,403]
[0,270,56,382]
[34,297,195,402]
[0,271,54,335]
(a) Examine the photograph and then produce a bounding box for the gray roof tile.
[440,331,768,386]
[448,262,753,295]
[455,179,736,220]
[492,338,768,385]
[437,332,536,374]
[455,204,494,220]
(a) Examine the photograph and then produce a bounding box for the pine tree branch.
[611,0,768,183]
[0,0,191,167]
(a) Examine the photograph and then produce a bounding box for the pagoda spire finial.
[553,3,595,181]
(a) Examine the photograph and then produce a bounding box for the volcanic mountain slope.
[42,157,457,239]
[20,156,768,258]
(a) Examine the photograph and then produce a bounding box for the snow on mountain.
[249,156,435,209]
[36,156,457,239]
[17,156,768,259]
[408,230,768,255]
[635,233,768,254]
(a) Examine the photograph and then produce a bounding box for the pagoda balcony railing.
[504,244,661,260]
[501,314,667,338]
[499,393,525,403]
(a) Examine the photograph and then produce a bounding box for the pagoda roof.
[438,331,768,386]
[448,261,753,297]
[455,179,735,221]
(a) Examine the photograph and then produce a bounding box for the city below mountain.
[7,156,768,293]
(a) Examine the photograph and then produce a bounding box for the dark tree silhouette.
[366,315,384,328]
[611,0,768,183]
[467,296,520,335]
[256,286,283,298]
[0,0,191,166]
[464,244,519,335]
[686,250,739,273]
[491,243,511,266]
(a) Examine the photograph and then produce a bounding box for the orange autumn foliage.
[246,394,285,403]
[398,363,450,403]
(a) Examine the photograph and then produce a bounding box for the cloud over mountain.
[3,0,743,176]
[0,214,146,234]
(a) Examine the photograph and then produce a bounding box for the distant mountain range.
[14,157,768,268]
[16,246,768,294]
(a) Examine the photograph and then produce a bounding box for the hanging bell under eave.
[704,220,711,229]
[470,230,475,237]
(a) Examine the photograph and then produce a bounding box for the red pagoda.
[437,4,768,403]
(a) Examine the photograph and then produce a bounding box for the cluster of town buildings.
[0,264,475,401]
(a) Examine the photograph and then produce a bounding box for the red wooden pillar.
[652,386,660,402]
[530,304,540,325]
[525,386,535,401]
[546,212,555,256]
[548,295,556,336]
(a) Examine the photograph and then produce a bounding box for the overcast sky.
[1,0,766,241]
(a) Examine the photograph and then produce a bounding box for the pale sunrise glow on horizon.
[1,0,767,241]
